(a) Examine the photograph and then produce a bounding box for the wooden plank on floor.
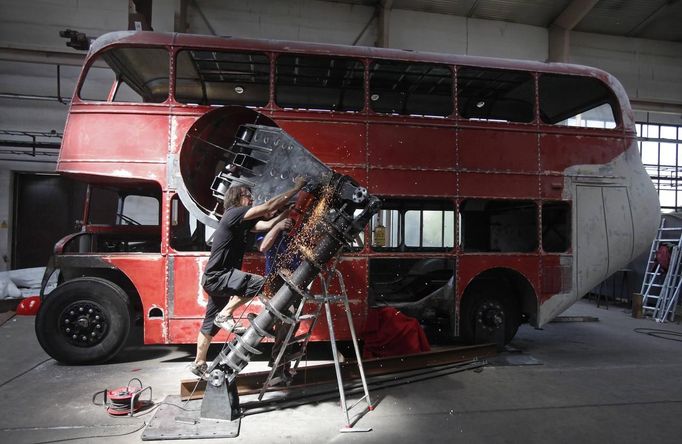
[180,343,496,400]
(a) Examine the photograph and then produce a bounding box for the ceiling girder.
[627,0,681,37]
[548,0,599,63]
[376,0,394,48]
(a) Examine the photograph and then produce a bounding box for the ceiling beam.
[630,98,682,115]
[190,0,216,35]
[128,0,153,31]
[466,0,481,17]
[552,0,599,30]
[627,0,681,37]
[548,0,599,62]
[0,46,85,66]
[174,0,190,33]
[376,0,393,48]
[353,11,377,46]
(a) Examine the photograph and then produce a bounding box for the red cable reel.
[92,378,152,416]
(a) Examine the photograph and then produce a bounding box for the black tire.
[461,289,520,349]
[35,277,131,364]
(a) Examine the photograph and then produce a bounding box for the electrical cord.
[634,327,682,342]
[0,357,52,389]
[21,381,206,444]
[18,421,147,444]
[0,311,16,327]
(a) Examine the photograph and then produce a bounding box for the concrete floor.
[1,299,681,444]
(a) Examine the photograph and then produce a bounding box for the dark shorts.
[200,269,265,336]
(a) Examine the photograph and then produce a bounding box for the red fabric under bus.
[362,307,430,359]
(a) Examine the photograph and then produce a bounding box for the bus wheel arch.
[35,276,132,364]
[57,267,143,324]
[460,268,536,347]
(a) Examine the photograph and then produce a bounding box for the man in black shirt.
[191,177,306,377]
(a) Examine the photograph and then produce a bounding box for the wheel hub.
[476,301,505,331]
[59,301,108,347]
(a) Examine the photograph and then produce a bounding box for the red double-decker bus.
[35,31,659,364]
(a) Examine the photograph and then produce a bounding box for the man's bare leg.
[217,295,251,319]
[195,331,212,365]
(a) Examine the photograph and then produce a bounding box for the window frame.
[172,48,271,107]
[274,53,366,113]
[368,59,454,118]
[538,72,622,130]
[456,65,536,124]
[370,198,456,253]
[78,45,171,104]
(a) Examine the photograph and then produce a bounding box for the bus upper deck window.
[369,61,452,117]
[175,50,269,106]
[539,74,618,129]
[79,47,169,103]
[457,67,534,123]
[275,55,364,112]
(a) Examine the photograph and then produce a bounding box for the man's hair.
[224,185,250,209]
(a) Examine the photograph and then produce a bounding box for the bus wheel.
[35,277,131,364]
[461,293,519,349]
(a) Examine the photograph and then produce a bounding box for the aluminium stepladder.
[640,219,682,322]
[257,257,373,432]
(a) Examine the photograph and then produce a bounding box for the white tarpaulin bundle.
[0,267,53,299]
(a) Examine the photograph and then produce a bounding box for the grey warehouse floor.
[1,299,681,444]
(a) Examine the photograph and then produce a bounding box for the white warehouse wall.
[180,0,377,45]
[0,0,681,271]
[389,9,548,61]
[570,31,682,107]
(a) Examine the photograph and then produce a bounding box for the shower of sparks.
[261,184,336,297]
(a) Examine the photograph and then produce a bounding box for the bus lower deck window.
[460,199,537,253]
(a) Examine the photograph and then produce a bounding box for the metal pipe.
[221,218,347,375]
[0,92,71,104]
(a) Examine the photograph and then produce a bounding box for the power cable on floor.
[0,357,52,389]
[0,312,16,326]
[18,384,205,443]
[634,328,682,342]
[20,421,147,444]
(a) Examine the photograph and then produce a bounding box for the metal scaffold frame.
[259,257,373,431]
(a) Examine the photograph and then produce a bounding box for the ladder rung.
[267,373,294,387]
[297,314,317,321]
[280,351,306,363]
[291,332,313,343]
[346,394,370,412]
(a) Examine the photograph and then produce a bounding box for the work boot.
[214,314,247,334]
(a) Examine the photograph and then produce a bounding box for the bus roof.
[87,31,633,126]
